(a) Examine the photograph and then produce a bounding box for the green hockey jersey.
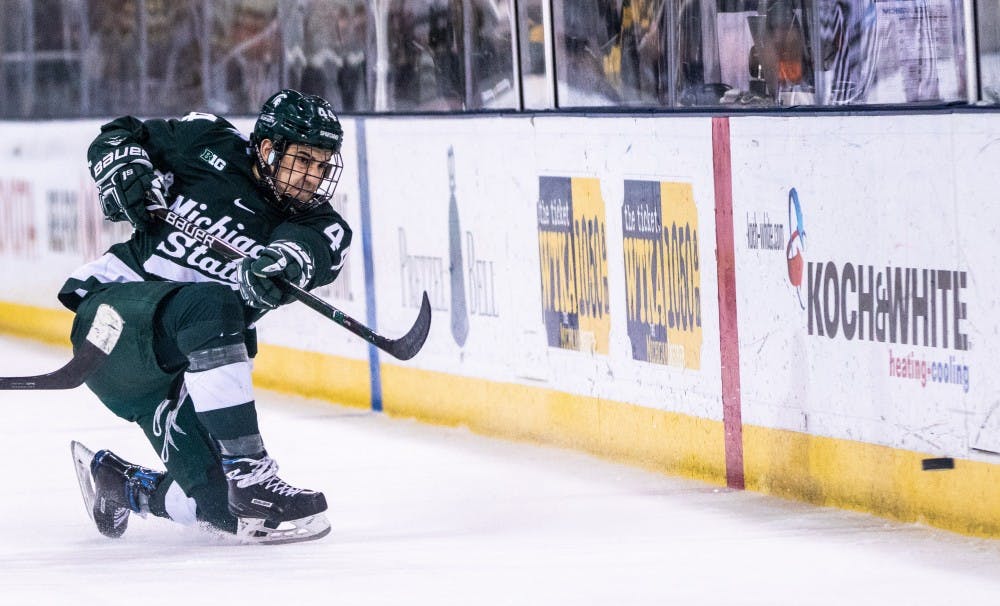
[58,112,352,313]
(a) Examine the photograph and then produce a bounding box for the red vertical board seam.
[712,117,745,490]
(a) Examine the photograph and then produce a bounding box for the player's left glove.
[237,240,316,310]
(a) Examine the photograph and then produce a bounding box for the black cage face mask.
[260,143,344,213]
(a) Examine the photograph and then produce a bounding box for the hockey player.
[64,89,352,544]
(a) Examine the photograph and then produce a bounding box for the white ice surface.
[0,335,999,605]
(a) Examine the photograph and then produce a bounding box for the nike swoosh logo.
[233,198,255,214]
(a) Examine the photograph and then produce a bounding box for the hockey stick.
[0,303,124,389]
[152,207,431,361]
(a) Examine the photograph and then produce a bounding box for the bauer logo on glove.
[95,150,161,231]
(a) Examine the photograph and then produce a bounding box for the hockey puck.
[921,457,955,471]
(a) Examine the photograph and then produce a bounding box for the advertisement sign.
[730,114,985,458]
[537,176,610,354]
[622,179,702,369]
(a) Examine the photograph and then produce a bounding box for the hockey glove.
[237,240,316,310]
[97,155,164,231]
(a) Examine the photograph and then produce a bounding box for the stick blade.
[380,291,432,361]
[0,340,109,389]
[0,303,121,389]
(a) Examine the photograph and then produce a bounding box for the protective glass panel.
[678,0,817,107]
[816,0,966,104]
[517,0,549,108]
[209,0,282,114]
[977,0,1000,102]
[465,0,516,109]
[142,1,211,116]
[0,0,90,118]
[282,0,372,112]
[552,0,670,108]
[0,0,977,116]
[382,0,516,111]
[384,0,463,110]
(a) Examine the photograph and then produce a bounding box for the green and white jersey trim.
[65,253,145,299]
[142,253,240,289]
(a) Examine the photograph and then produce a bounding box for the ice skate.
[222,453,331,545]
[70,441,164,538]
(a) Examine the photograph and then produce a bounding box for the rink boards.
[1,111,998,536]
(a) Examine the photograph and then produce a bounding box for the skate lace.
[231,457,304,497]
[152,388,188,463]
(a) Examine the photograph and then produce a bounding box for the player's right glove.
[97,153,163,231]
[236,240,316,310]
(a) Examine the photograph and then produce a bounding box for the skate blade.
[236,513,331,545]
[70,440,97,523]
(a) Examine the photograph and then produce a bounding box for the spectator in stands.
[338,4,369,111]
[220,0,281,113]
[756,0,813,102]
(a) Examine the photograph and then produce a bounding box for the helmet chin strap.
[253,142,288,209]
[261,139,283,174]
